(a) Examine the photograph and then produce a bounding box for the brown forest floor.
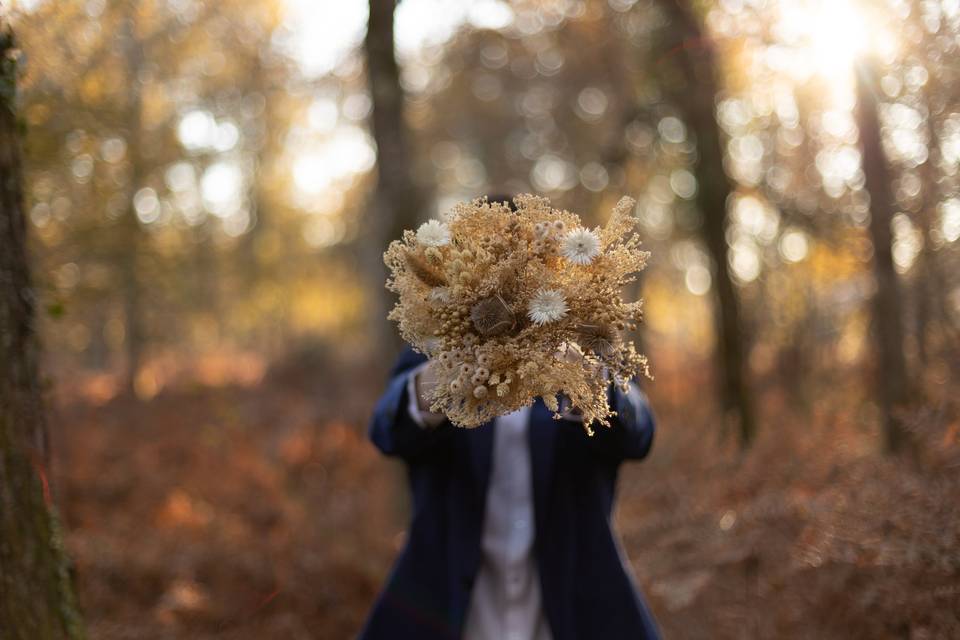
[50,352,960,639]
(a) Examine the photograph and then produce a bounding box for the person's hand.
[557,346,599,420]
[414,361,441,413]
[559,399,584,420]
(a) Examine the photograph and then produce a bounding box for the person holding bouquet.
[360,195,661,640]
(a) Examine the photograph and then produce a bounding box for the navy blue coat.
[360,348,661,640]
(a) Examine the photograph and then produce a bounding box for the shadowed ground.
[51,350,960,639]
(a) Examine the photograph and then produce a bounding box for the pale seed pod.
[473,385,488,399]
[544,394,559,412]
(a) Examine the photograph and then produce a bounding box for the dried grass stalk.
[405,251,447,287]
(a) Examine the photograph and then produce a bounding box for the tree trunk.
[363,0,425,358]
[0,25,84,639]
[238,53,274,290]
[915,77,959,363]
[854,59,912,453]
[120,15,146,396]
[657,0,756,447]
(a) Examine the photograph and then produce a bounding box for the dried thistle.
[576,323,620,359]
[470,294,515,337]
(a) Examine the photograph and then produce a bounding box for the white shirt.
[407,369,553,640]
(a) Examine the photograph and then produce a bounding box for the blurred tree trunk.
[120,15,146,395]
[915,84,958,364]
[854,59,912,453]
[0,25,84,639]
[364,0,424,357]
[914,121,943,368]
[907,0,958,369]
[238,53,275,288]
[657,0,756,447]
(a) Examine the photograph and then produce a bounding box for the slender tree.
[656,0,756,447]
[364,0,425,355]
[0,24,84,639]
[908,0,959,365]
[854,58,912,453]
[118,13,146,396]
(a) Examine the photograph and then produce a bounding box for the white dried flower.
[429,287,451,303]
[416,220,451,247]
[561,228,601,265]
[527,289,568,325]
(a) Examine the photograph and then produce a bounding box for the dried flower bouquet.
[384,194,651,433]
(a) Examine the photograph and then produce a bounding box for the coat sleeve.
[368,347,454,461]
[576,381,656,462]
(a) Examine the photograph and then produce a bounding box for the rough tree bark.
[0,25,84,639]
[854,59,912,453]
[657,0,756,447]
[363,0,425,357]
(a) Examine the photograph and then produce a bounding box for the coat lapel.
[529,398,558,537]
[467,420,496,505]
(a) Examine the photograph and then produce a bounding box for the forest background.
[2,0,960,637]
